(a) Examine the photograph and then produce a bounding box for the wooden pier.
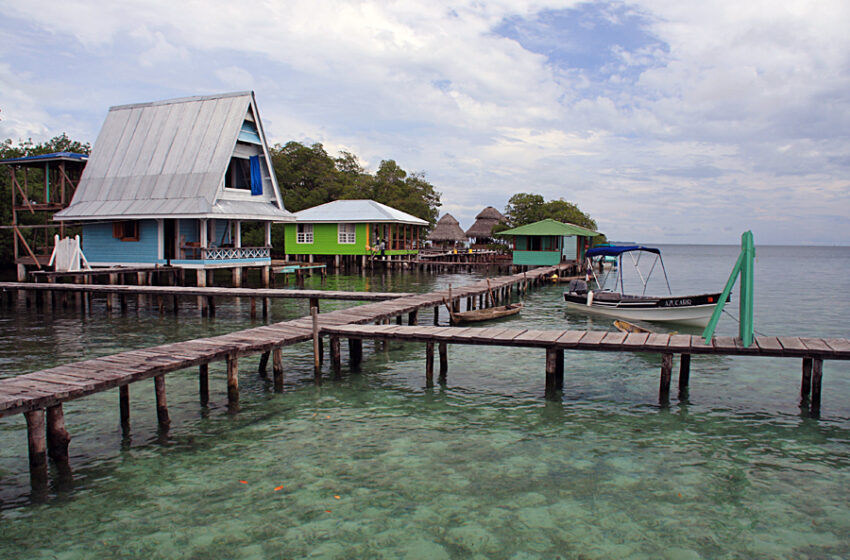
[2,261,847,491]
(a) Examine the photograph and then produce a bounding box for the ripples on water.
[1,246,849,558]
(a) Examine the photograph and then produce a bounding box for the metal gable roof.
[293,199,429,226]
[55,91,293,222]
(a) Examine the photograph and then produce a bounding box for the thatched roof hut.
[465,206,505,240]
[427,213,468,245]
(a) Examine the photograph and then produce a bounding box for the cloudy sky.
[1,0,848,245]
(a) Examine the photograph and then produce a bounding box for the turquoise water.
[1,246,849,558]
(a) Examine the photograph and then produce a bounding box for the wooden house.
[283,199,429,268]
[426,213,468,249]
[54,91,294,284]
[496,219,599,267]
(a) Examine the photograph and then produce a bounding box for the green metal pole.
[739,231,755,347]
[702,251,743,344]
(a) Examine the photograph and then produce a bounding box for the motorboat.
[563,245,726,327]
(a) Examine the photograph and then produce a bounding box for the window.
[338,223,356,244]
[225,157,251,190]
[296,224,313,244]
[112,221,139,242]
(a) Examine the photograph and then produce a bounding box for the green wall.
[512,250,561,266]
[284,223,417,255]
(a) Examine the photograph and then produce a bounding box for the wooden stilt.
[408,309,418,325]
[349,338,362,369]
[258,350,270,378]
[208,296,215,317]
[396,314,402,325]
[331,336,341,376]
[24,409,48,489]
[801,357,813,399]
[312,307,322,381]
[310,297,319,313]
[545,347,563,398]
[273,348,283,391]
[433,306,439,325]
[250,297,256,319]
[154,375,170,429]
[425,341,434,387]
[119,384,131,431]
[439,342,448,379]
[46,404,71,464]
[811,358,823,415]
[199,363,209,406]
[226,354,239,408]
[659,353,673,403]
[679,354,691,394]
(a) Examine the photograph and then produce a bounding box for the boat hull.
[563,292,723,328]
[450,303,523,324]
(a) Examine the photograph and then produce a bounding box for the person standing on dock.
[379,238,386,260]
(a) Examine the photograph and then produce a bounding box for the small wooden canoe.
[448,303,524,324]
[613,319,652,333]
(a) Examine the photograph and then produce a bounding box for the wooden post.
[199,363,209,406]
[425,341,434,387]
[331,336,341,376]
[439,342,448,380]
[545,347,563,398]
[250,297,257,319]
[227,354,239,408]
[154,374,170,429]
[312,307,321,381]
[25,409,48,488]
[408,309,418,325]
[273,348,283,391]
[659,353,673,404]
[208,296,216,317]
[811,358,823,414]
[310,297,319,313]
[119,384,131,431]
[679,354,691,394]
[349,338,362,369]
[46,404,71,464]
[258,350,270,378]
[801,357,813,399]
[433,306,440,325]
[396,314,403,325]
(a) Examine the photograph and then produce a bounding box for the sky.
[1,0,848,245]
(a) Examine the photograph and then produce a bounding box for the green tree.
[504,192,601,236]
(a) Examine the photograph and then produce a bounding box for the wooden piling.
[801,357,813,399]
[331,336,342,376]
[24,409,48,487]
[46,404,71,464]
[408,309,418,325]
[258,350,270,378]
[119,384,131,431]
[679,354,691,394]
[154,374,170,429]
[433,306,439,325]
[659,353,673,403]
[811,358,823,414]
[272,348,283,391]
[545,347,564,397]
[349,338,362,369]
[199,363,209,406]
[439,342,448,379]
[425,341,435,387]
[312,307,321,380]
[226,354,239,407]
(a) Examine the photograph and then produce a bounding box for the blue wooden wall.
[82,220,160,264]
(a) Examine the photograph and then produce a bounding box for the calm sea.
[0,245,848,559]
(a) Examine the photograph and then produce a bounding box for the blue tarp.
[586,245,662,258]
[0,152,88,164]
[249,155,262,196]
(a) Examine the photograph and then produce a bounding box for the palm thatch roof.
[465,206,505,238]
[427,213,468,242]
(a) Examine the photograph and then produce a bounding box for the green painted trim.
[284,222,421,255]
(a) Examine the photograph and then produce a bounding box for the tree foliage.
[270,141,441,224]
[504,192,599,232]
[0,135,91,268]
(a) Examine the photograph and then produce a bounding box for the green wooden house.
[284,199,429,268]
[496,219,599,267]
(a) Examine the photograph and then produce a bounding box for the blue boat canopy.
[586,245,661,258]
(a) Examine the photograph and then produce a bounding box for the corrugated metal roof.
[496,218,599,237]
[0,152,88,165]
[55,91,293,222]
[293,200,429,226]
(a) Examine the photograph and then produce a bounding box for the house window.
[225,157,251,190]
[296,224,313,244]
[113,221,139,242]
[338,223,356,244]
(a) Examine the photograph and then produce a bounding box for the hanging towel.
[249,155,263,196]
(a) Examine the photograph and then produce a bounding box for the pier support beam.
[811,358,823,415]
[199,363,209,406]
[439,342,448,380]
[226,354,239,408]
[25,409,48,489]
[545,347,564,398]
[273,348,283,391]
[348,338,362,370]
[679,354,691,396]
[425,341,435,387]
[659,353,673,404]
[154,374,170,430]
[801,358,813,401]
[120,384,130,431]
[331,336,341,376]
[408,309,418,325]
[258,350,270,378]
[46,404,71,465]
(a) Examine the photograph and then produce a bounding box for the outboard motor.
[568,279,587,295]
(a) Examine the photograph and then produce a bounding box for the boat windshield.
[586,246,672,296]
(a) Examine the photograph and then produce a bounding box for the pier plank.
[801,338,832,354]
[599,332,628,348]
[555,330,586,347]
[622,332,650,347]
[645,333,672,350]
[712,336,739,353]
[668,334,693,351]
[754,336,783,354]
[777,337,809,356]
[578,331,607,346]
